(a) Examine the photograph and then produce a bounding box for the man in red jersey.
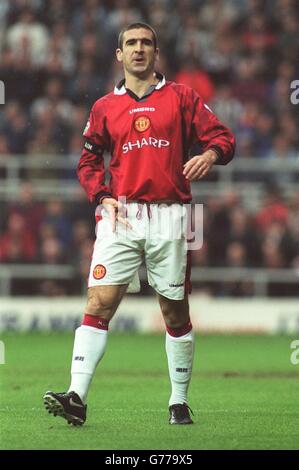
[43,23,235,426]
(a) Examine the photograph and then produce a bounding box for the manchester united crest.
[93,264,106,280]
[134,115,151,132]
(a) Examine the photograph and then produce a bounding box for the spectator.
[43,199,72,248]
[228,207,262,266]
[46,20,76,75]
[67,57,105,106]
[210,84,243,130]
[106,0,143,35]
[6,8,49,67]
[255,185,289,232]
[2,101,32,153]
[0,212,37,262]
[39,236,66,264]
[253,111,276,158]
[8,181,44,235]
[175,57,215,103]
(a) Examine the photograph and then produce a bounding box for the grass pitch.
[0,332,298,450]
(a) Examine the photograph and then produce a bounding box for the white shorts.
[88,202,191,300]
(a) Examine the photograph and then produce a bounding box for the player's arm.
[182,89,236,181]
[77,102,112,204]
[77,103,131,231]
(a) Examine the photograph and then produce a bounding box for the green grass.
[0,333,298,450]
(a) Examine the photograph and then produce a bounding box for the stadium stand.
[0,0,298,296]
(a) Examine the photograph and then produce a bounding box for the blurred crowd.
[0,0,299,297]
[0,182,298,296]
[0,0,298,161]
[194,186,299,296]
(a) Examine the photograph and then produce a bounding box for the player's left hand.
[183,149,218,181]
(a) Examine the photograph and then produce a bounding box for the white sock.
[68,325,107,403]
[166,329,195,406]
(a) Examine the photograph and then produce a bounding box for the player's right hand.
[101,197,132,232]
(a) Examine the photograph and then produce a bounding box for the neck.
[124,72,159,98]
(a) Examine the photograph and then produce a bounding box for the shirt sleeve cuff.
[207,145,224,163]
[95,191,113,204]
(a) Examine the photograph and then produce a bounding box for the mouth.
[132,57,146,64]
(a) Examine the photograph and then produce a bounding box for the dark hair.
[118,22,158,50]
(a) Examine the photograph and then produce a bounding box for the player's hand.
[183,150,218,181]
[101,197,132,232]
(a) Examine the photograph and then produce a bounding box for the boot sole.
[43,393,84,426]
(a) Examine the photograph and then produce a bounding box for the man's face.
[116,28,159,78]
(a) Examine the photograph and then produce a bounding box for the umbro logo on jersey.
[169,283,184,287]
[129,107,155,114]
[123,137,170,153]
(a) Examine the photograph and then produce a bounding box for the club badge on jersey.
[134,115,151,132]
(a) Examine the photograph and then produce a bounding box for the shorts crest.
[93,264,106,280]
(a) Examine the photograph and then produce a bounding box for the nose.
[135,40,144,52]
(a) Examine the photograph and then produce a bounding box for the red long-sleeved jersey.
[78,74,235,203]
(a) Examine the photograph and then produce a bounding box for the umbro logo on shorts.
[74,356,84,361]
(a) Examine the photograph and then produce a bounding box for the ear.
[154,48,160,62]
[116,48,123,63]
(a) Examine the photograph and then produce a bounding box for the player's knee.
[160,300,189,329]
[86,289,119,319]
[160,306,182,329]
[163,313,186,329]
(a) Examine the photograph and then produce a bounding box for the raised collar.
[114,72,166,97]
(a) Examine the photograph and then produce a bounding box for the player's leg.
[158,293,194,425]
[68,284,128,402]
[44,204,143,425]
[43,284,128,426]
[73,206,143,403]
[146,203,194,424]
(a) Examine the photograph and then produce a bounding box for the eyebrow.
[125,37,153,45]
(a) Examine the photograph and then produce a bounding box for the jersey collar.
[114,72,166,96]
